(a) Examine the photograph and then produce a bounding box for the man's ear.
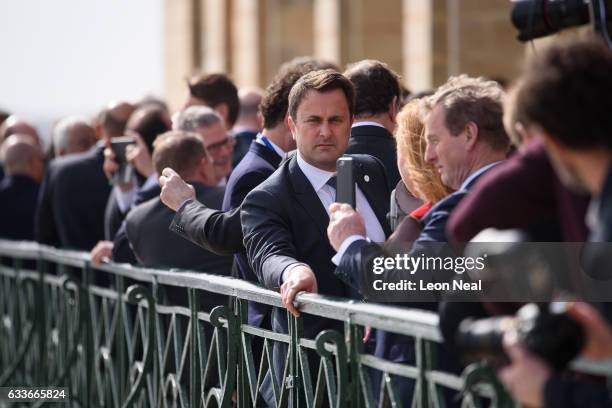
[464,121,479,151]
[287,114,297,142]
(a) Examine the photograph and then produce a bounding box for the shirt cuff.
[331,235,367,266]
[281,262,309,283]
[114,186,136,213]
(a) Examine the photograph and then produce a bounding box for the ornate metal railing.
[1,239,610,407]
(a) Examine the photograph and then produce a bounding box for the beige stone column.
[164,0,198,112]
[402,0,434,91]
[202,0,230,73]
[313,0,342,64]
[231,0,260,86]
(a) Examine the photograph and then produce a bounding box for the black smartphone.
[110,136,136,185]
[336,156,355,208]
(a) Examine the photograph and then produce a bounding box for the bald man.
[35,100,135,250]
[52,117,97,157]
[0,116,41,147]
[232,87,263,167]
[0,135,44,240]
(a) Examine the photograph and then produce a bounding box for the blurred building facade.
[164,0,525,110]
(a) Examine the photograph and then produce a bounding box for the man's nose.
[319,121,332,138]
[424,144,436,163]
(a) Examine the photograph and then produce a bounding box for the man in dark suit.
[237,70,391,405]
[35,101,135,250]
[159,59,333,328]
[0,135,44,240]
[327,75,510,405]
[125,131,232,308]
[344,60,402,190]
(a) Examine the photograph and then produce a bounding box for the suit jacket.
[447,142,590,243]
[125,182,232,308]
[170,141,283,327]
[241,153,391,336]
[35,144,111,250]
[0,175,40,240]
[241,153,390,405]
[346,125,401,191]
[334,162,499,393]
[232,130,258,168]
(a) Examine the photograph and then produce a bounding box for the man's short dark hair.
[515,35,612,150]
[187,73,240,128]
[344,60,401,117]
[152,131,206,178]
[127,106,170,154]
[260,58,338,129]
[288,70,355,121]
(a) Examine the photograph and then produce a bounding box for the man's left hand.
[498,333,551,407]
[327,203,366,251]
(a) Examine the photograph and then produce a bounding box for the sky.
[0,0,163,140]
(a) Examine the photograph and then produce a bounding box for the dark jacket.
[170,141,283,327]
[345,124,401,191]
[0,175,40,240]
[447,142,590,243]
[35,144,111,250]
[125,183,232,310]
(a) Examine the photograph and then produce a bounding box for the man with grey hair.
[174,106,233,185]
[52,117,97,158]
[326,75,509,405]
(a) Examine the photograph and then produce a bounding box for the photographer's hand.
[159,167,196,212]
[498,333,551,407]
[567,301,612,360]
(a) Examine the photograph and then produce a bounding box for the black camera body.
[511,0,612,46]
[456,302,585,371]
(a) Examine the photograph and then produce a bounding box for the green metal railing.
[1,239,610,407]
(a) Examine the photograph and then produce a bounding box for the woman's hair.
[395,99,453,203]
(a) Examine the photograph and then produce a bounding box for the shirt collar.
[256,132,286,158]
[351,121,386,129]
[459,161,503,191]
[296,151,335,193]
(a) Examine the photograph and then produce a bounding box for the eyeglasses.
[206,137,235,155]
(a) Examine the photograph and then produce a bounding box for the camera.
[511,0,612,45]
[455,302,584,371]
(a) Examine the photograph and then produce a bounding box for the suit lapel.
[354,160,392,237]
[250,141,283,168]
[287,156,330,238]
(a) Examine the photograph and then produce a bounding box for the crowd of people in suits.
[1,33,612,407]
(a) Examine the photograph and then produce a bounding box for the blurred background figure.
[35,100,135,250]
[232,87,263,167]
[184,73,240,133]
[0,135,44,240]
[51,117,97,158]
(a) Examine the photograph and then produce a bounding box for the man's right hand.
[280,265,318,317]
[159,167,196,212]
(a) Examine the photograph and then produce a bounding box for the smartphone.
[336,156,355,208]
[110,136,136,185]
